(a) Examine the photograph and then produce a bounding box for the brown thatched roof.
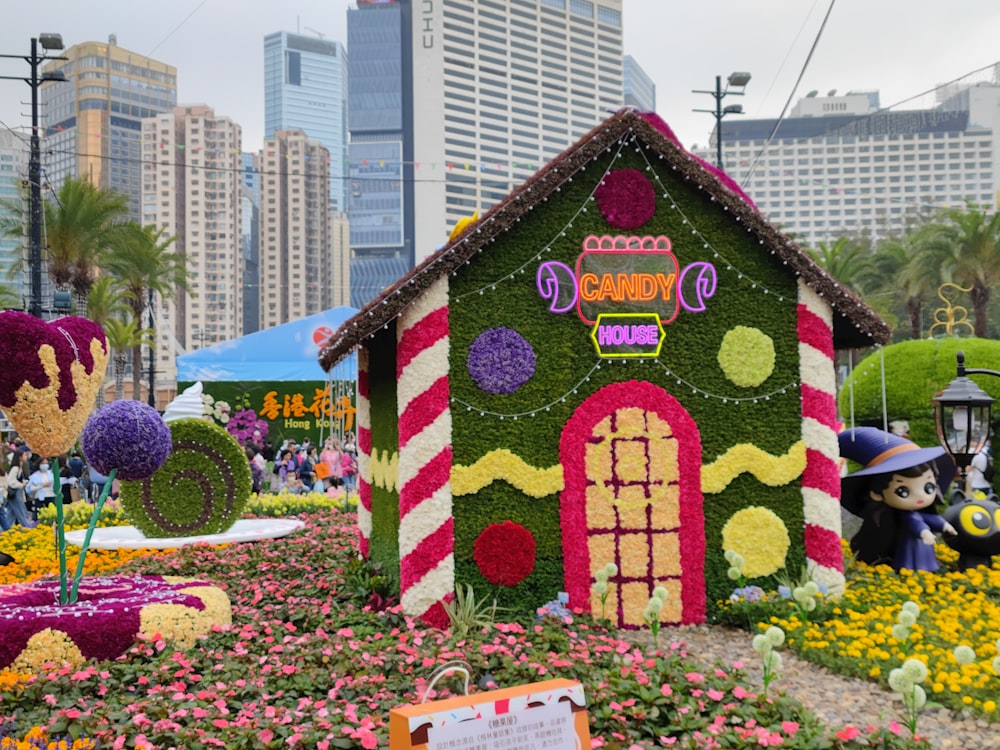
[319,108,889,370]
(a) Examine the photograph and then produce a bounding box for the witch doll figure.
[839,426,957,572]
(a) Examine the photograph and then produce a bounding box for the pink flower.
[684,672,705,683]
[660,684,673,697]
[732,686,751,699]
[888,722,903,735]
[781,721,799,735]
[707,689,725,701]
[836,726,861,741]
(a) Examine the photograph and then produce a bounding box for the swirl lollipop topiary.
[120,418,252,537]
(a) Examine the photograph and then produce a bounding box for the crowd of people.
[1,429,359,532]
[1,438,109,531]
[260,433,358,496]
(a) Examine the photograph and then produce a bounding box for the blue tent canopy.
[176,307,358,382]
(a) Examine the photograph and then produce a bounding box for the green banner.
[177,380,356,448]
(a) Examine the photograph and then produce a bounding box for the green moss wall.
[447,140,806,618]
[367,326,400,570]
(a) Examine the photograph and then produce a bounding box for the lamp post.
[693,71,751,171]
[0,34,67,318]
[932,351,996,492]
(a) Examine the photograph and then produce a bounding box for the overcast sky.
[1,0,998,153]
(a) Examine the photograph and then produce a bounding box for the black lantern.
[932,351,995,487]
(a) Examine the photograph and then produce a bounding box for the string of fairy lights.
[444,128,801,417]
[450,134,629,302]
[450,354,801,419]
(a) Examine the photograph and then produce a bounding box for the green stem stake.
[51,458,68,605]
[69,468,117,605]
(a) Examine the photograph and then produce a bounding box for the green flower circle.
[120,418,252,537]
[717,326,775,388]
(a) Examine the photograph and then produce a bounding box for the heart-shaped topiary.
[0,311,108,457]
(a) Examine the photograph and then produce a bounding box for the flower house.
[319,109,889,628]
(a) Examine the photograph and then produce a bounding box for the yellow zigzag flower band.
[701,440,807,494]
[370,449,399,493]
[451,449,564,498]
[437,442,806,498]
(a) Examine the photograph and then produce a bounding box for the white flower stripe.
[802,486,843,530]
[397,337,450,414]
[400,554,455,618]
[397,410,452,487]
[801,417,839,460]
[399,484,453,558]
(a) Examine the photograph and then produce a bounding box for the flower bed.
[0,499,966,749]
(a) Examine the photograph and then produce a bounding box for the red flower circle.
[595,168,656,230]
[473,521,536,587]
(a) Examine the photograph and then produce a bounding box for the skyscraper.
[41,36,177,220]
[0,131,27,302]
[264,31,349,213]
[624,55,656,112]
[258,130,335,330]
[141,105,243,387]
[347,0,625,307]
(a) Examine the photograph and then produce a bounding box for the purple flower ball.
[467,327,536,394]
[81,400,172,480]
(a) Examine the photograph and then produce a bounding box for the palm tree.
[104,316,153,401]
[0,282,23,311]
[104,222,189,399]
[1,178,128,315]
[914,203,1000,338]
[804,237,874,297]
[866,232,938,340]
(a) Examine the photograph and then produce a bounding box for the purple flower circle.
[595,168,656,230]
[467,327,536,394]
[81,400,172,480]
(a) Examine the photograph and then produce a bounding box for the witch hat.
[839,426,956,516]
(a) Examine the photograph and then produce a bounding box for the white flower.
[803,581,819,597]
[897,610,917,627]
[765,626,785,647]
[908,684,927,710]
[901,658,928,684]
[901,601,920,617]
[646,597,663,614]
[763,651,782,672]
[752,634,771,655]
[727,566,742,581]
[652,586,669,602]
[992,655,1000,676]
[953,645,976,666]
[888,668,909,692]
[891,624,911,641]
[604,562,618,577]
[591,580,608,595]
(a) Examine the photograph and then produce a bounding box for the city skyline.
[1,1,998,157]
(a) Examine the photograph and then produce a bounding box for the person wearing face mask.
[25,458,56,522]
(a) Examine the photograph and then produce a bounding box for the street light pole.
[693,72,751,171]
[0,34,66,318]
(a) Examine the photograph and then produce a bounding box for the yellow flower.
[721,506,790,578]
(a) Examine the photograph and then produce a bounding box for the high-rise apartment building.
[141,105,243,386]
[264,31,349,213]
[0,131,27,301]
[42,36,177,220]
[698,82,1000,248]
[258,130,336,329]
[347,0,625,306]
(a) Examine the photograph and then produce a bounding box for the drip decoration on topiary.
[473,520,536,587]
[594,168,656,230]
[466,327,536,394]
[0,311,108,457]
[120,418,253,537]
[0,575,231,673]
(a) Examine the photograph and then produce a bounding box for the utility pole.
[693,72,751,171]
[0,34,66,317]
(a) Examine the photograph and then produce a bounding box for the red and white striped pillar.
[396,277,454,627]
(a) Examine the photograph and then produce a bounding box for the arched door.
[560,380,705,627]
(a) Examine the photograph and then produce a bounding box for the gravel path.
[621,625,998,749]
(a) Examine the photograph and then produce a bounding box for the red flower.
[595,169,656,230]
[473,521,536,587]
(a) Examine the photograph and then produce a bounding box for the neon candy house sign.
[536,235,717,358]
